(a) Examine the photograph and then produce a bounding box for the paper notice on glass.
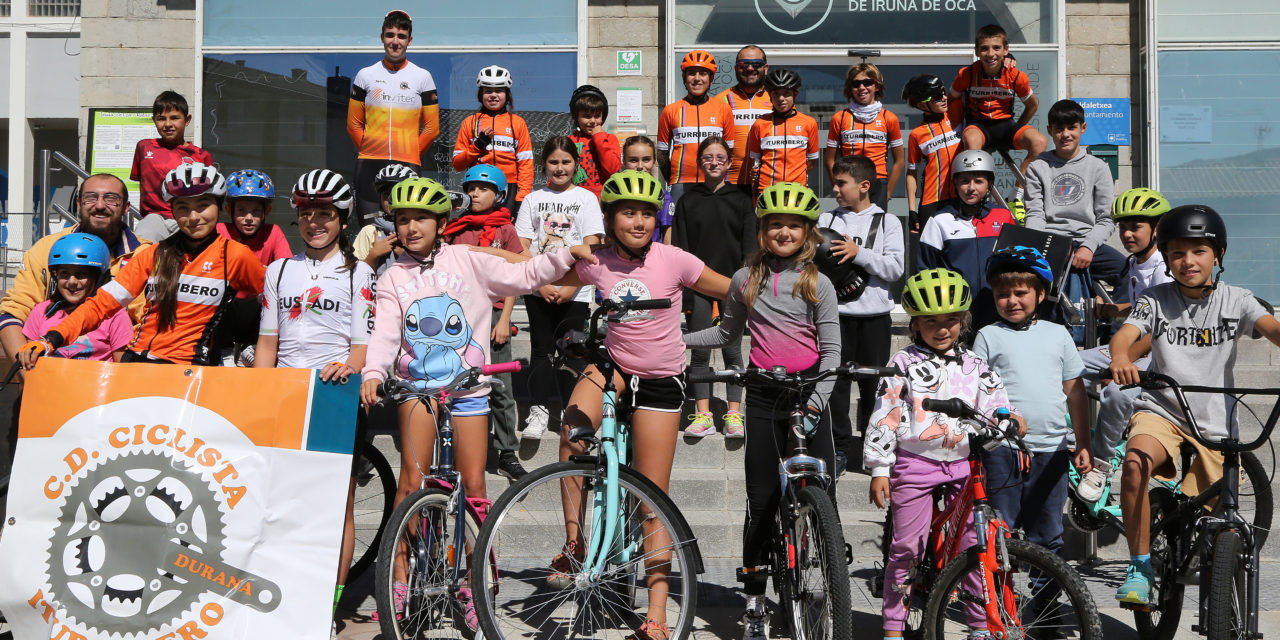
[617,88,642,123]
[1159,105,1212,143]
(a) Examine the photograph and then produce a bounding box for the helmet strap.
[910,334,964,363]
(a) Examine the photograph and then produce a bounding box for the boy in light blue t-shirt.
[972,246,1093,558]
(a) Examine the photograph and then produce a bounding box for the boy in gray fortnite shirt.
[1110,205,1280,607]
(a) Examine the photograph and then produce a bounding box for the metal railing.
[39,149,142,241]
[27,0,77,17]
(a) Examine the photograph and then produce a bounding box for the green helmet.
[388,177,452,216]
[902,268,972,316]
[756,182,821,220]
[1112,187,1170,221]
[601,170,664,208]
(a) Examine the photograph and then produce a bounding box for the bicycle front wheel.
[349,439,396,584]
[472,461,700,640]
[375,487,481,640]
[1205,529,1249,640]
[775,485,852,640]
[922,538,1102,640]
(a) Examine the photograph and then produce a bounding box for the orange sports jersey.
[715,86,772,183]
[657,97,734,184]
[907,118,962,206]
[452,111,535,202]
[826,108,904,179]
[347,59,439,165]
[51,236,266,364]
[747,113,821,189]
[951,62,1033,122]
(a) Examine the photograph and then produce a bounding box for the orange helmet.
[681,50,717,73]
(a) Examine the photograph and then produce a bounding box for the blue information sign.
[1071,98,1130,146]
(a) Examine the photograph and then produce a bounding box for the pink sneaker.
[724,411,745,438]
[685,412,716,438]
[372,581,408,621]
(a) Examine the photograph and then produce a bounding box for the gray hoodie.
[1024,148,1115,252]
[816,204,905,317]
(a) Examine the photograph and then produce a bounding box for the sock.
[745,594,764,613]
[1131,554,1151,570]
[333,584,345,615]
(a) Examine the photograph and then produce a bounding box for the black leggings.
[687,293,743,403]
[829,313,892,460]
[524,295,589,409]
[740,381,836,594]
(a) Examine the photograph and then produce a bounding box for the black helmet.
[569,84,609,121]
[902,74,945,107]
[1156,204,1228,257]
[765,67,802,91]
[814,228,864,303]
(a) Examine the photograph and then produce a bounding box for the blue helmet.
[49,233,110,274]
[225,169,275,200]
[462,164,508,196]
[985,245,1053,287]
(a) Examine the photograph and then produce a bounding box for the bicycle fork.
[582,398,621,585]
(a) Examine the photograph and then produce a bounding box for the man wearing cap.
[657,49,735,204]
[715,46,772,186]
[346,9,440,219]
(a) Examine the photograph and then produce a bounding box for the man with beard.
[715,46,772,185]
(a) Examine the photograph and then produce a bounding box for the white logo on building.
[755,0,833,35]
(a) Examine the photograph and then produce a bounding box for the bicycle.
[347,434,396,585]
[906,397,1102,640]
[471,298,705,640]
[372,360,522,640]
[687,363,902,640]
[1115,371,1279,640]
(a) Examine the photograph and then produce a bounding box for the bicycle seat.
[567,425,598,445]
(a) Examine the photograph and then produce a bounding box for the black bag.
[816,211,885,303]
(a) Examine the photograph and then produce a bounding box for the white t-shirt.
[260,253,377,370]
[515,185,605,303]
[1127,251,1173,306]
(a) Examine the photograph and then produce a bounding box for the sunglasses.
[700,154,729,165]
[919,93,946,104]
[736,59,766,69]
[849,78,877,88]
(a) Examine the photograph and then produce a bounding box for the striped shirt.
[657,97,735,184]
[907,118,961,206]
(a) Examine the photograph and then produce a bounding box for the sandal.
[371,581,408,622]
[546,540,585,589]
[457,585,479,631]
[628,616,671,640]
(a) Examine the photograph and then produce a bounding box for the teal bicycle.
[472,299,704,640]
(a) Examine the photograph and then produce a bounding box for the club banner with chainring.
[0,358,359,640]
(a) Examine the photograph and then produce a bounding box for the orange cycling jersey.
[50,236,266,364]
[747,112,821,189]
[452,111,535,202]
[826,108,904,179]
[657,97,734,184]
[950,62,1032,122]
[347,59,440,165]
[907,118,961,206]
[716,86,772,184]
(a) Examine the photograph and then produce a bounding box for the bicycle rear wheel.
[775,485,852,640]
[922,538,1102,640]
[472,461,700,640]
[375,487,481,640]
[349,439,396,584]
[1205,529,1249,640]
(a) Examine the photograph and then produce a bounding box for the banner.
[0,359,359,640]
[86,108,156,210]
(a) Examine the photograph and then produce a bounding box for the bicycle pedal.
[1119,601,1153,612]
[844,543,853,565]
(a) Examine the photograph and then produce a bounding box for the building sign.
[86,108,155,210]
[1072,98,1131,146]
[617,50,642,76]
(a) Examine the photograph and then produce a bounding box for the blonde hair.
[743,217,823,308]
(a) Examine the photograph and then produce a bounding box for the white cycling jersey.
[260,253,377,370]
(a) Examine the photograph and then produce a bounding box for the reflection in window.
[1158,50,1280,300]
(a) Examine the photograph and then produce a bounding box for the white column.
[7,29,34,249]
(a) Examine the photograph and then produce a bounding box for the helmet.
[1156,204,1227,257]
[985,245,1053,287]
[373,163,418,194]
[764,67,802,91]
[902,268,972,316]
[681,50,717,73]
[951,149,996,178]
[756,182,821,220]
[601,170,664,208]
[161,162,226,202]
[476,65,513,89]
[814,228,864,303]
[291,169,354,212]
[1112,187,1171,221]
[462,164,508,196]
[49,232,110,273]
[902,74,946,107]
[388,177,452,215]
[569,84,609,120]
[225,169,274,200]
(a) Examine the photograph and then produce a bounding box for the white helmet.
[161,162,227,202]
[291,169,354,212]
[477,65,513,88]
[951,149,996,178]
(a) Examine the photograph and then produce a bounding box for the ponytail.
[150,235,188,331]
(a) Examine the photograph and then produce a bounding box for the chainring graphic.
[43,449,278,636]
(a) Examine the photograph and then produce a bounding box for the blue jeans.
[984,447,1070,556]
[1079,346,1150,463]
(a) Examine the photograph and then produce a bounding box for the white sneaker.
[1076,460,1113,503]
[523,405,549,439]
[742,601,769,640]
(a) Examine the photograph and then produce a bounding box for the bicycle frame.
[1067,436,1180,532]
[581,355,635,579]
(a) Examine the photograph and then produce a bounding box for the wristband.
[328,361,349,370]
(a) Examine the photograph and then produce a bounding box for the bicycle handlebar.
[921,397,1028,453]
[378,360,524,403]
[686,364,902,387]
[1121,370,1280,454]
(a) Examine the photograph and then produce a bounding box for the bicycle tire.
[780,485,852,640]
[472,460,700,640]
[375,487,481,640]
[1134,487,1184,640]
[922,538,1102,640]
[348,439,396,584]
[1233,451,1271,548]
[1205,529,1248,640]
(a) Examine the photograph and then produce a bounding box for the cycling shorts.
[1129,411,1223,498]
[964,118,1034,152]
[397,391,490,417]
[619,371,686,413]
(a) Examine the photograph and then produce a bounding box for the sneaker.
[331,621,338,640]
[497,452,527,480]
[724,411,745,438]
[742,601,769,640]
[834,451,848,477]
[372,581,408,621]
[457,584,479,632]
[967,630,993,640]
[1116,561,1155,605]
[1076,460,1113,503]
[523,405,549,439]
[547,541,584,589]
[685,412,716,438]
